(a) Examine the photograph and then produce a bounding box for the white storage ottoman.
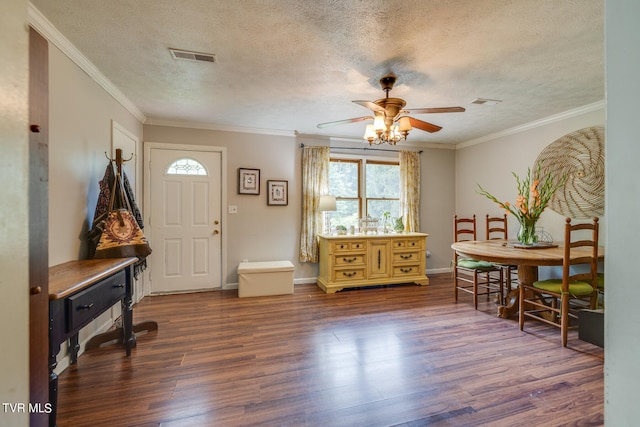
[237,260,294,297]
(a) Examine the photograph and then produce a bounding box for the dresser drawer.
[334,253,366,266]
[66,270,127,331]
[333,240,366,252]
[392,265,422,277]
[392,251,421,264]
[333,268,366,282]
[392,238,422,249]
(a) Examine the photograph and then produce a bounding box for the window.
[329,156,400,229]
[166,158,207,175]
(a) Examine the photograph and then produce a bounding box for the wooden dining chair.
[519,217,600,347]
[453,215,503,309]
[486,214,518,298]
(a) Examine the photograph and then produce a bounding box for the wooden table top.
[451,240,604,267]
[49,257,138,300]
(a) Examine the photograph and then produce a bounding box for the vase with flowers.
[477,163,566,245]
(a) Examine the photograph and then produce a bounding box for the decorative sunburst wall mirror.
[535,126,605,219]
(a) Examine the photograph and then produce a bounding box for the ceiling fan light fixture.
[322,74,465,146]
[398,116,412,132]
[363,122,407,146]
[363,124,376,142]
[373,116,385,132]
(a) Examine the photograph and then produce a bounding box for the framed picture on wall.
[267,180,288,206]
[238,168,260,195]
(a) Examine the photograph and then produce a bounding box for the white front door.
[147,145,224,293]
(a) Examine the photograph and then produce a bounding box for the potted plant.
[477,163,566,245]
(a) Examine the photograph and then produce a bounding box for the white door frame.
[143,142,228,295]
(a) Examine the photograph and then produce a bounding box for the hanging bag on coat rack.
[92,169,152,259]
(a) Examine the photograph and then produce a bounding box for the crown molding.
[455,100,605,149]
[144,118,297,138]
[27,3,147,123]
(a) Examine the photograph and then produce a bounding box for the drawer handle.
[400,267,413,273]
[400,254,413,260]
[79,303,94,311]
[342,271,357,277]
[114,283,125,288]
[343,257,357,263]
[339,245,345,249]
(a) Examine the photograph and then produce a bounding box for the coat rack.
[86,148,158,351]
[104,148,133,178]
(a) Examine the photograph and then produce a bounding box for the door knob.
[30,286,42,295]
[213,230,220,235]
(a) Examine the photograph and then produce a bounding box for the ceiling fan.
[317,74,465,145]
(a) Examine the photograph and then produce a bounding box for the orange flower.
[476,163,567,227]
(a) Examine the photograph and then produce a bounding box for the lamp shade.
[398,116,412,132]
[318,195,337,211]
[363,124,376,141]
[373,115,385,132]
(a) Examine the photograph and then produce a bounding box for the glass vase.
[517,219,538,245]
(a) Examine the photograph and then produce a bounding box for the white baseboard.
[427,267,453,275]
[223,276,317,291]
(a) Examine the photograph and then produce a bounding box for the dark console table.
[48,257,138,427]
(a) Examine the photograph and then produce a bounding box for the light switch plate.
[228,205,238,214]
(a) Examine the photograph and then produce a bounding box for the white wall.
[604,0,640,424]
[455,106,605,245]
[46,41,143,371]
[0,0,30,425]
[455,107,605,281]
[143,125,459,281]
[143,125,316,284]
[48,45,143,265]
[421,146,456,272]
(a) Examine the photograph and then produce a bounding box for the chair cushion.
[457,259,496,270]
[532,279,594,296]
[597,273,604,289]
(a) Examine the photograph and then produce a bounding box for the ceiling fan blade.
[403,107,466,114]
[407,116,442,133]
[353,100,386,113]
[317,116,373,129]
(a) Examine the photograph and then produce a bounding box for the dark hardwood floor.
[56,273,604,427]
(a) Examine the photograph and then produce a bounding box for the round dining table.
[451,240,604,318]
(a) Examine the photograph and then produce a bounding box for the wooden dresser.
[317,233,429,293]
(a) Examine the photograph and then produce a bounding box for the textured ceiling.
[30,0,604,146]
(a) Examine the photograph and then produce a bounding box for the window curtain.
[299,146,330,262]
[400,150,420,232]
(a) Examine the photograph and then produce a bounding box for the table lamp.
[318,195,337,234]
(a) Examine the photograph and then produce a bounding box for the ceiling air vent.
[169,48,216,63]
[471,98,502,105]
